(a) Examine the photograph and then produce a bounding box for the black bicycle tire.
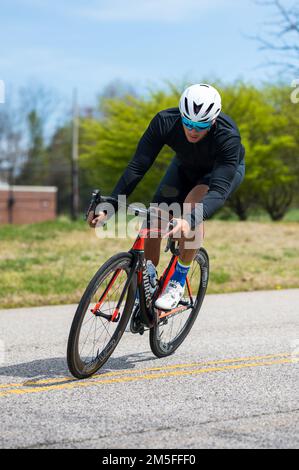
[67,252,136,379]
[149,248,209,358]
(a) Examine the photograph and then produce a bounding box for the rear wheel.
[149,248,209,358]
[67,253,136,379]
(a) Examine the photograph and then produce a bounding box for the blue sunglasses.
[182,116,212,131]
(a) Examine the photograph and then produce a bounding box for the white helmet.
[179,84,222,122]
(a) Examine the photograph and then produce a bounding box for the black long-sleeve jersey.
[111,108,245,225]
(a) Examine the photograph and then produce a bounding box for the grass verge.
[0,217,298,309]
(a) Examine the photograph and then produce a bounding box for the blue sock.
[170,259,191,288]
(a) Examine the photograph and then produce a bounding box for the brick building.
[0,185,57,225]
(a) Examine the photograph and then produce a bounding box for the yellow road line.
[0,357,296,398]
[0,352,293,390]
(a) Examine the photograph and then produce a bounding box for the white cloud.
[75,0,233,23]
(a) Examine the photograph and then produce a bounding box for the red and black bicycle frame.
[90,193,195,327]
[130,223,195,328]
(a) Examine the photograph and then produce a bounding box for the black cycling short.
[152,156,245,207]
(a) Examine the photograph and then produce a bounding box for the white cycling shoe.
[155,280,184,311]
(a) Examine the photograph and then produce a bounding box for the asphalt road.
[0,289,298,449]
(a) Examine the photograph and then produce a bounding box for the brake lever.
[164,221,180,255]
[85,189,102,221]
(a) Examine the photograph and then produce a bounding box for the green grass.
[284,208,299,222]
[210,269,231,284]
[283,249,298,258]
[215,207,299,223]
[0,216,86,242]
[0,215,298,309]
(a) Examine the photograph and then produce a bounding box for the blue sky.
[0,0,295,107]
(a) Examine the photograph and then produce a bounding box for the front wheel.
[67,252,136,379]
[149,248,209,358]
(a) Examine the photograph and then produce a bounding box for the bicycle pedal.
[130,308,144,334]
[130,320,145,335]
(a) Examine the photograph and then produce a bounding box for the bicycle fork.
[91,257,138,323]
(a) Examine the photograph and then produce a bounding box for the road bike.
[67,190,210,379]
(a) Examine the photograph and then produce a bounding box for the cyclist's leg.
[155,162,245,309]
[143,207,166,267]
[145,156,191,266]
[227,159,246,196]
[155,183,208,310]
[179,184,209,264]
[179,159,245,263]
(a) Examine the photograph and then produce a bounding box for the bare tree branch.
[252,0,299,75]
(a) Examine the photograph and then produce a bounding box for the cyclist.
[90,84,245,311]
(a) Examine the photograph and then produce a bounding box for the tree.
[218,81,298,220]
[264,84,299,200]
[252,135,296,220]
[16,84,58,186]
[0,107,25,184]
[18,110,47,185]
[79,86,183,204]
[79,81,299,221]
[99,79,138,101]
[254,0,299,75]
[45,124,73,213]
[221,82,279,219]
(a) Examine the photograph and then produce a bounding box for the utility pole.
[7,166,14,224]
[71,88,80,220]
[0,161,14,224]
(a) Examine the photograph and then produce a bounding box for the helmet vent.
[179,84,222,122]
[202,103,214,117]
[184,97,190,116]
[193,102,204,115]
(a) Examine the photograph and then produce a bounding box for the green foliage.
[219,82,298,220]
[79,88,182,204]
[50,81,299,220]
[10,80,298,220]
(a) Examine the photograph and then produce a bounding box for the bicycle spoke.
[83,320,109,362]
[76,264,130,369]
[79,316,96,356]
[156,258,201,348]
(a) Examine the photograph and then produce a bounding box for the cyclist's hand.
[88,211,107,228]
[163,218,191,239]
